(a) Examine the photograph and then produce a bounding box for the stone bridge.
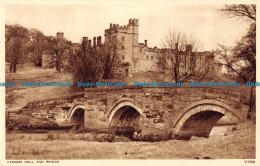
[21,86,245,139]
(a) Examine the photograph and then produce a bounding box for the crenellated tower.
[104,18,139,74]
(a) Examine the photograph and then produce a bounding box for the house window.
[140,48,142,53]
[112,36,116,42]
[147,55,149,59]
[122,46,124,50]
[122,55,124,59]
[151,56,154,60]
[122,37,125,41]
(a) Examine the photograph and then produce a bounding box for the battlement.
[145,46,174,53]
[56,32,64,38]
[105,18,139,34]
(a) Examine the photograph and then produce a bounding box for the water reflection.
[210,126,230,137]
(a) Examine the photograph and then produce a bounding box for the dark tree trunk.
[13,63,17,73]
[247,86,254,119]
[9,63,13,73]
[56,58,61,72]
[9,63,17,73]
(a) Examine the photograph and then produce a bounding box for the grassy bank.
[6,120,255,159]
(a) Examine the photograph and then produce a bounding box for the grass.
[6,120,255,159]
[5,121,255,157]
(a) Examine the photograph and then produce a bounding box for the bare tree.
[47,34,71,71]
[220,4,256,22]
[70,37,119,90]
[214,23,256,119]
[217,4,256,119]
[102,36,119,79]
[152,29,213,83]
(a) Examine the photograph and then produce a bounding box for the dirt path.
[5,64,74,112]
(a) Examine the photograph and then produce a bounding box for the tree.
[217,4,256,119]
[215,23,256,118]
[102,36,119,79]
[153,29,212,83]
[220,4,256,22]
[5,24,29,72]
[27,29,48,66]
[6,38,23,73]
[70,37,119,90]
[47,34,71,71]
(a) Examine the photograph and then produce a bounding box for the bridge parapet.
[80,86,244,138]
[15,86,246,139]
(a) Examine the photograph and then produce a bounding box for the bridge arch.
[173,100,240,139]
[108,101,143,131]
[68,105,85,125]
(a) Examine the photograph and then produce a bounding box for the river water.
[10,125,232,139]
[210,125,231,137]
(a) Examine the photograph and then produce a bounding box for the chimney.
[144,40,147,47]
[186,44,192,52]
[88,40,91,47]
[110,23,112,28]
[175,43,178,50]
[82,37,88,52]
[97,36,102,46]
[93,37,96,47]
[83,37,88,43]
[175,43,179,55]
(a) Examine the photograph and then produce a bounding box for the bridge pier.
[79,87,242,139]
[20,86,245,140]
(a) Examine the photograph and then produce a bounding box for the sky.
[4,1,251,51]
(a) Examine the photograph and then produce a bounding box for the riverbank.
[6,120,255,159]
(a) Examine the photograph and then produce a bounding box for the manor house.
[103,18,214,76]
[43,18,215,77]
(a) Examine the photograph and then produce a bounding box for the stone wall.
[80,86,243,137]
[16,86,245,138]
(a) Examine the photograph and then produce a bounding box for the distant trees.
[216,4,256,118]
[70,37,119,90]
[5,24,30,73]
[5,24,72,72]
[27,29,48,66]
[153,29,212,83]
[46,33,71,71]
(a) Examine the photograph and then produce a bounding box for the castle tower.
[130,18,139,47]
[104,18,139,74]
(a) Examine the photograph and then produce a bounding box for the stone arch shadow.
[108,101,143,132]
[173,100,241,139]
[68,105,85,125]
